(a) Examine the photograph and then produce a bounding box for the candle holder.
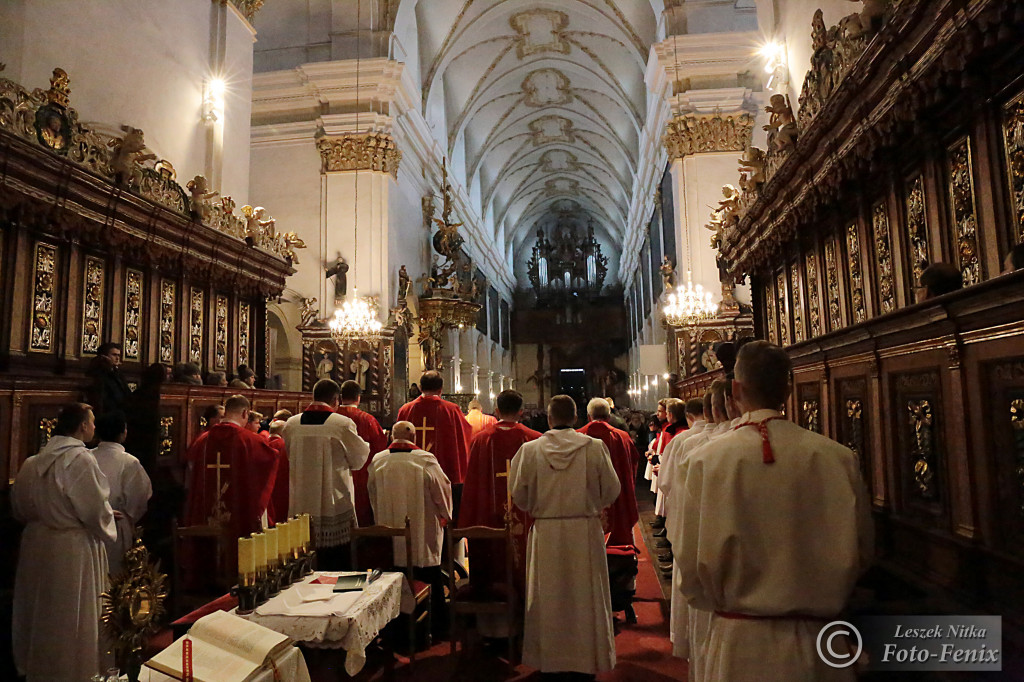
[232,583,258,615]
[267,562,282,596]
[254,569,269,606]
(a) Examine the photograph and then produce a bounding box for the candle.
[265,527,279,566]
[237,537,255,582]
[276,522,291,561]
[251,532,266,571]
[301,514,311,547]
[286,519,298,556]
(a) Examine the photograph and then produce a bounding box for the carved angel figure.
[841,0,887,39]
[186,175,219,224]
[108,125,156,185]
[280,232,305,264]
[738,145,766,192]
[764,94,798,152]
[660,256,676,289]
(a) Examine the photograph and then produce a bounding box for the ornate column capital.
[663,111,754,159]
[316,132,402,178]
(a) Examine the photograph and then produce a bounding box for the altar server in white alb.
[283,379,370,569]
[677,342,873,682]
[91,410,153,575]
[367,421,453,567]
[510,395,620,677]
[12,402,117,682]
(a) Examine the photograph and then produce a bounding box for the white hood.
[539,428,593,470]
[33,435,89,477]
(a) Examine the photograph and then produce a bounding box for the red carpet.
[320,525,688,681]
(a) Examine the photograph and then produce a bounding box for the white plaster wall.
[776,0,855,101]
[1,0,254,204]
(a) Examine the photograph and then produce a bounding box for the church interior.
[2,0,1024,679]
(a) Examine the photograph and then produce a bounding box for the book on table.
[144,610,292,682]
[333,568,382,592]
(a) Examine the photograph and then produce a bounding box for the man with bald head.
[510,395,621,678]
[367,420,452,592]
[677,341,873,681]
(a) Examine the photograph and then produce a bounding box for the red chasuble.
[579,419,642,546]
[459,421,541,589]
[337,404,388,526]
[267,434,289,524]
[396,395,473,484]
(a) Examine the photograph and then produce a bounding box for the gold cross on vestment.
[415,418,435,452]
[496,459,512,523]
[207,450,230,499]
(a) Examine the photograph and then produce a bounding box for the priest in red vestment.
[267,410,292,525]
[337,380,388,526]
[183,395,280,583]
[579,398,641,546]
[459,390,540,593]
[397,370,472,513]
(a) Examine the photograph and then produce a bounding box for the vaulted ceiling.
[406,1,659,276]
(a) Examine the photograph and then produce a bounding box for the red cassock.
[396,395,472,484]
[459,421,541,590]
[579,419,641,546]
[336,404,388,526]
[267,434,289,525]
[183,422,279,583]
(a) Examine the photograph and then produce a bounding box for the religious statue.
[350,354,370,390]
[660,256,676,289]
[299,297,319,326]
[737,145,766,192]
[418,319,444,371]
[241,205,275,247]
[397,265,411,301]
[108,125,156,186]
[316,350,335,381]
[718,184,741,228]
[279,232,306,264]
[764,94,798,152]
[325,257,349,302]
[186,175,219,224]
[841,0,887,39]
[38,110,68,152]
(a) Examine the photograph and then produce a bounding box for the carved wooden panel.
[846,222,866,324]
[947,137,981,286]
[798,383,820,434]
[824,237,843,331]
[238,301,251,368]
[215,294,229,370]
[123,269,143,361]
[1002,91,1024,242]
[790,263,805,343]
[189,287,204,365]
[776,269,790,346]
[904,174,930,287]
[805,250,823,338]
[894,371,945,518]
[81,256,104,355]
[159,279,176,364]
[764,277,778,345]
[987,360,1024,554]
[872,202,896,314]
[29,242,57,353]
[837,377,870,490]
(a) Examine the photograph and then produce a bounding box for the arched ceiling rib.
[415,0,656,284]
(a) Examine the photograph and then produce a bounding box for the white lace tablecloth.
[235,572,409,676]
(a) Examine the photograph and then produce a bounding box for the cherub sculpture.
[764,94,798,152]
[186,175,219,224]
[738,145,766,192]
[109,125,156,185]
[299,297,319,326]
[660,257,676,289]
[718,184,740,223]
[842,0,887,39]
[280,232,305,264]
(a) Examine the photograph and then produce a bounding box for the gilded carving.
[846,222,866,323]
[790,263,805,343]
[824,238,843,331]
[215,294,229,371]
[38,417,58,450]
[238,301,250,368]
[189,288,204,365]
[124,270,143,361]
[159,416,174,459]
[905,175,929,287]
[1002,92,1024,241]
[29,242,56,353]
[764,277,778,345]
[846,398,864,458]
[805,251,823,338]
[802,399,821,434]
[797,8,873,129]
[663,113,754,160]
[231,0,265,21]
[159,280,175,364]
[908,399,937,499]
[1012,398,1024,516]
[948,137,981,286]
[317,133,402,179]
[81,257,104,355]
[776,270,790,347]
[872,203,895,314]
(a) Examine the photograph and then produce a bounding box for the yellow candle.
[302,514,311,546]
[237,537,255,579]
[251,532,266,571]
[265,527,279,566]
[276,522,291,561]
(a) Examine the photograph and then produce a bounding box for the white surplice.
[283,409,370,547]
[510,428,620,675]
[678,410,874,682]
[367,443,453,567]
[12,436,117,682]
[91,441,152,575]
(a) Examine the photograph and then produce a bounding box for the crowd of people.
[11,338,873,682]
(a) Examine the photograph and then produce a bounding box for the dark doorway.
[558,368,588,416]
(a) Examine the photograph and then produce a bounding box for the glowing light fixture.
[663,270,718,327]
